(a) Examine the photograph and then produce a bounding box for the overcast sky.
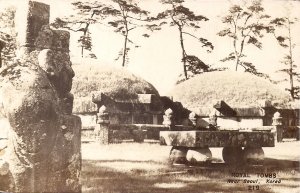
[1,0,300,95]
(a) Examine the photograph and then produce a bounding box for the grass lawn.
[81,141,300,193]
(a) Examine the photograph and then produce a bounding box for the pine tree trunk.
[81,46,84,58]
[288,20,295,100]
[122,33,128,67]
[179,26,187,79]
[121,10,129,67]
[0,51,2,68]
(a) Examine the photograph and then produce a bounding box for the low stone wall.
[282,126,300,139]
[85,124,169,144]
[78,97,299,143]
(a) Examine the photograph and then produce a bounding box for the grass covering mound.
[169,71,292,109]
[71,58,160,101]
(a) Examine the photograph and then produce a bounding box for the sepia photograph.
[0,0,299,192]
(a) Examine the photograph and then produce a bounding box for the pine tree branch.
[182,31,199,40]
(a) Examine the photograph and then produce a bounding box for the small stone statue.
[163,108,174,128]
[208,110,218,130]
[189,112,197,127]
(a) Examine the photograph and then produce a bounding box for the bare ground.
[81,140,300,193]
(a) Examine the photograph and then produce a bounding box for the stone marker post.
[95,105,111,144]
[272,111,283,142]
[0,1,81,192]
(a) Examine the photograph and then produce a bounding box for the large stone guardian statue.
[0,1,81,192]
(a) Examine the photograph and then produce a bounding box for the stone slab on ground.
[160,130,275,147]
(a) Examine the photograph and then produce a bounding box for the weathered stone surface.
[15,0,50,48]
[243,147,264,165]
[94,124,110,144]
[163,108,174,127]
[0,1,81,192]
[160,130,275,147]
[186,148,212,164]
[0,159,9,175]
[132,129,146,142]
[160,131,197,147]
[222,147,243,164]
[214,100,236,116]
[52,30,70,51]
[169,147,188,164]
[88,123,170,143]
[0,39,5,50]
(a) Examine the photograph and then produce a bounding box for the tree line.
[0,0,299,100]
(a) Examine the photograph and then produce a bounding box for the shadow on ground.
[81,158,300,193]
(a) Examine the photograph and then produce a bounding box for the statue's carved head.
[38,49,74,98]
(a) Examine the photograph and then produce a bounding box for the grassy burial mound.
[169,71,292,110]
[71,58,161,114]
[72,59,159,101]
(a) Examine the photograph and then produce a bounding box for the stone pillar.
[15,0,50,50]
[189,112,197,127]
[163,108,174,129]
[272,111,283,142]
[95,105,111,144]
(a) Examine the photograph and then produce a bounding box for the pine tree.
[217,0,272,78]
[148,0,213,80]
[270,16,299,100]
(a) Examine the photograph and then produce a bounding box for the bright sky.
[1,0,300,95]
